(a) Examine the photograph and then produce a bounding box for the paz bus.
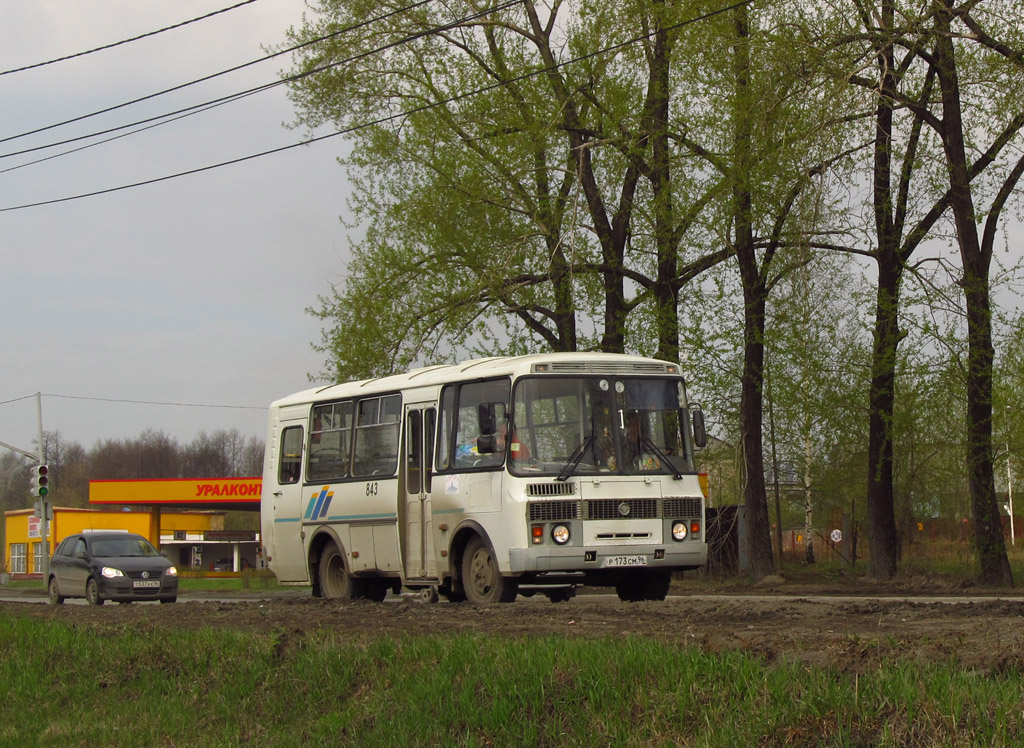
[260,353,709,603]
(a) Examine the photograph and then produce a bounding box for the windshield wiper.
[556,435,596,482]
[641,436,683,479]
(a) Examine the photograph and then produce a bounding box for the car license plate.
[601,555,648,568]
[133,580,160,589]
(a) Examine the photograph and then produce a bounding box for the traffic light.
[30,464,48,497]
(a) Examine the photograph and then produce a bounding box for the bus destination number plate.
[601,555,647,568]
[133,580,160,589]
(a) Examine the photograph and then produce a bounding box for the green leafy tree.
[288,0,744,381]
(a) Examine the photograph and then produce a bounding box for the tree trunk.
[867,256,901,579]
[738,279,775,579]
[934,0,1012,586]
[864,0,902,579]
[647,3,679,362]
[731,3,775,580]
[804,425,815,564]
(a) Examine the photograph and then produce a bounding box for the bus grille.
[586,499,659,520]
[528,500,581,521]
[663,498,702,517]
[527,482,576,497]
[530,497,702,522]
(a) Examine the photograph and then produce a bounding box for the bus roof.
[272,352,684,409]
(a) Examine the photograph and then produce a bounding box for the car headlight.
[551,524,570,545]
[166,566,178,577]
[671,521,688,541]
[101,567,124,578]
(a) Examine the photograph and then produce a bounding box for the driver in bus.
[622,412,660,472]
[495,419,530,463]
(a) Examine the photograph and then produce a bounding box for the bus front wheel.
[462,536,518,604]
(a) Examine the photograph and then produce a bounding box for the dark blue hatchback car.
[47,531,178,605]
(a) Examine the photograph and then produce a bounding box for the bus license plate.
[601,555,647,568]
[133,580,160,589]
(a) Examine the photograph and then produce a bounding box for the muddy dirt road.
[4,580,1024,674]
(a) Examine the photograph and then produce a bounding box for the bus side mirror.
[478,403,496,436]
[692,407,707,449]
[477,434,497,454]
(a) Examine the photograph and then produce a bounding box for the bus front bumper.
[508,542,707,574]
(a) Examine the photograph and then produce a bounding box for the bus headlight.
[551,524,571,545]
[671,521,688,541]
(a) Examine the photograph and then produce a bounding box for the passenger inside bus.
[496,420,530,462]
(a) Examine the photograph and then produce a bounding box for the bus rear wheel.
[318,544,363,600]
[615,570,671,602]
[462,536,517,604]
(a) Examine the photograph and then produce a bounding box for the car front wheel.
[85,577,104,606]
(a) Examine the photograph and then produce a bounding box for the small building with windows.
[3,506,224,580]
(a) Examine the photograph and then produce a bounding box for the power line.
[0,0,516,179]
[0,0,436,149]
[0,79,279,161]
[44,394,265,411]
[0,94,253,176]
[0,0,262,77]
[0,0,471,165]
[0,0,519,176]
[0,394,39,407]
[0,0,752,213]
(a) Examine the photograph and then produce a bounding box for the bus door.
[401,405,437,579]
[268,409,309,583]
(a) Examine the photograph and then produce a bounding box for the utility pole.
[37,393,49,578]
[0,393,49,580]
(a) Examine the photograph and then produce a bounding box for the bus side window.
[453,379,510,469]
[436,386,456,471]
[308,401,352,482]
[278,426,303,485]
[352,395,401,477]
[425,408,436,489]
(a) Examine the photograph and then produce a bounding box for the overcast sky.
[1,0,352,454]
[2,1,1022,463]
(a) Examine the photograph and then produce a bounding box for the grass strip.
[0,614,1021,747]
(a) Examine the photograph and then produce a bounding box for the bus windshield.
[510,376,694,477]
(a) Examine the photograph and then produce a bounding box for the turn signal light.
[531,525,544,544]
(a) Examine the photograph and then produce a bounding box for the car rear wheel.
[48,577,64,605]
[85,577,104,606]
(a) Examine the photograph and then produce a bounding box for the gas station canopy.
[90,477,262,512]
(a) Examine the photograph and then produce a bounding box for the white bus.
[260,353,708,603]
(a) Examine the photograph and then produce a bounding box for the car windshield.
[509,376,695,477]
[90,537,162,558]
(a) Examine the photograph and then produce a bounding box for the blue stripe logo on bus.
[304,487,334,520]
